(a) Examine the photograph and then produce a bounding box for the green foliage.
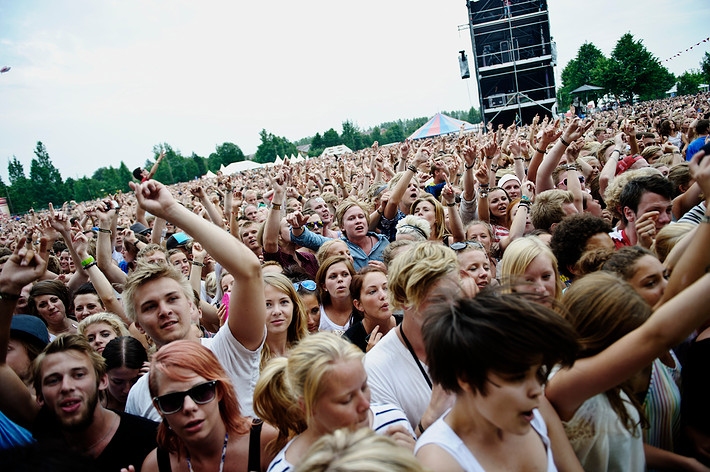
[702,52,710,82]
[321,128,341,148]
[29,141,67,207]
[677,70,704,96]
[602,33,675,102]
[558,42,607,108]
[254,129,298,163]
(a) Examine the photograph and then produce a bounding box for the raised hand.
[0,237,49,293]
[286,211,308,230]
[129,180,178,220]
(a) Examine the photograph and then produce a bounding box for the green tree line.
[557,33,709,109]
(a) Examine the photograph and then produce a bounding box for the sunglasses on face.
[562,176,585,186]
[153,380,218,415]
[305,221,324,230]
[293,280,317,291]
[450,241,485,252]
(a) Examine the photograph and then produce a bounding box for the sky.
[0,0,708,183]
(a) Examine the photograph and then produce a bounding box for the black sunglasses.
[153,380,218,415]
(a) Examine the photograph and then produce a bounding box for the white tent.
[274,156,284,166]
[321,144,353,157]
[204,170,217,178]
[222,160,264,175]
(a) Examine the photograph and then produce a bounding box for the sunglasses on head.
[305,221,324,230]
[293,280,317,291]
[153,380,218,415]
[450,241,485,252]
[562,176,585,186]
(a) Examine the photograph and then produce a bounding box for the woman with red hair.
[140,340,277,472]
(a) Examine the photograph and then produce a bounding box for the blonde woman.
[499,236,564,305]
[254,332,413,472]
[261,273,308,369]
[78,312,131,353]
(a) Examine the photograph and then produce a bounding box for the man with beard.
[0,237,157,471]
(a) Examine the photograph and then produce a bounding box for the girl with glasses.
[144,340,277,472]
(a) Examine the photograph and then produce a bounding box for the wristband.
[81,256,95,267]
[417,421,426,434]
[191,261,205,267]
[465,163,475,170]
[292,226,303,231]
[560,137,570,147]
[271,203,282,210]
[407,164,417,173]
[0,291,21,301]
[480,183,489,188]
[82,262,97,271]
[446,201,457,207]
[98,228,112,234]
[513,157,524,161]
[535,147,544,154]
[485,155,494,159]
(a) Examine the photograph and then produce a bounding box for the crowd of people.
[0,91,710,471]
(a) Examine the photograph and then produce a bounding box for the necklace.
[186,432,228,472]
[81,412,119,454]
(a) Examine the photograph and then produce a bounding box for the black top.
[344,314,403,352]
[156,418,263,472]
[30,409,158,472]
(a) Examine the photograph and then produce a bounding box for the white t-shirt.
[364,329,431,429]
[318,305,351,335]
[126,323,265,422]
[415,408,556,472]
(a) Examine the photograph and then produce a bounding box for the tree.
[29,141,66,208]
[191,153,208,177]
[322,128,341,148]
[7,157,33,213]
[254,129,298,163]
[384,124,405,144]
[341,121,364,151]
[558,42,607,109]
[701,51,710,82]
[677,71,704,96]
[601,33,675,102]
[212,142,245,167]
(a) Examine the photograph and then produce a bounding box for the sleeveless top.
[414,408,556,472]
[643,352,681,452]
[157,419,263,472]
[563,392,645,472]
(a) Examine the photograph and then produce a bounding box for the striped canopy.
[408,113,478,140]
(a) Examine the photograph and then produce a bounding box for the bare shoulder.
[415,443,466,472]
[141,448,159,472]
[261,421,279,468]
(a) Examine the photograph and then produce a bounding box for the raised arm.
[72,229,128,324]
[656,149,710,307]
[442,183,465,243]
[131,180,266,350]
[546,272,710,421]
[95,204,127,286]
[146,151,165,181]
[0,237,48,427]
[263,172,286,254]
[384,146,430,219]
[536,119,593,193]
[599,133,625,199]
[191,186,227,230]
[527,118,561,185]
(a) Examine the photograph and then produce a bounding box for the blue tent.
[408,113,478,140]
